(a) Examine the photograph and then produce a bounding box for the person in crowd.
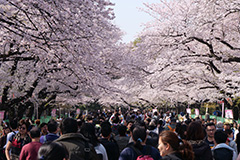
[126,120,134,136]
[119,125,161,160]
[158,130,194,160]
[38,142,69,160]
[235,126,240,154]
[5,119,31,160]
[111,115,120,136]
[165,118,176,132]
[55,118,98,160]
[109,110,118,125]
[223,122,231,131]
[80,122,108,160]
[0,124,10,160]
[35,119,41,128]
[19,127,42,160]
[99,121,119,160]
[4,118,18,149]
[205,122,216,149]
[148,120,159,148]
[216,121,224,130]
[39,123,48,136]
[225,129,238,154]
[186,121,212,160]
[158,119,165,135]
[176,123,187,140]
[115,125,129,152]
[233,121,238,141]
[39,119,59,144]
[212,130,237,160]
[86,115,94,124]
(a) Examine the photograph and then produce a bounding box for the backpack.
[129,145,154,160]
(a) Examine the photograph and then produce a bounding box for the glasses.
[20,127,26,130]
[206,129,215,132]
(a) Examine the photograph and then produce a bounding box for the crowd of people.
[0,108,240,160]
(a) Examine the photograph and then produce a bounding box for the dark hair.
[118,125,127,136]
[10,118,18,130]
[176,123,188,140]
[101,121,112,137]
[205,122,216,129]
[224,129,233,136]
[214,130,228,144]
[112,114,120,124]
[127,120,134,125]
[186,121,205,140]
[159,130,194,160]
[80,123,99,147]
[40,123,48,129]
[47,119,58,133]
[60,118,78,134]
[38,142,69,160]
[132,126,147,150]
[30,127,41,138]
[19,119,30,131]
[86,115,93,121]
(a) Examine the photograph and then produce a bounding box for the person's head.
[3,125,11,135]
[38,142,69,160]
[40,123,48,135]
[186,121,205,140]
[176,123,188,140]
[30,127,41,139]
[205,122,216,138]
[214,130,228,144]
[86,115,93,123]
[80,123,99,147]
[47,119,58,133]
[10,118,18,130]
[224,123,231,130]
[132,126,147,150]
[224,129,233,138]
[159,130,194,160]
[127,120,134,130]
[118,125,127,136]
[19,119,30,135]
[101,121,112,138]
[35,119,41,126]
[216,121,224,130]
[60,118,78,134]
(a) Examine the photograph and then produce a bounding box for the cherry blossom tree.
[0,0,123,119]
[123,0,240,105]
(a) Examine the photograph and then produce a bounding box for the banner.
[0,111,5,120]
[186,108,191,114]
[222,102,224,118]
[225,109,233,119]
[76,108,80,115]
[195,109,199,116]
[51,109,56,117]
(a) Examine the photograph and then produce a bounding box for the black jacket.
[99,137,120,160]
[188,140,213,160]
[162,152,182,160]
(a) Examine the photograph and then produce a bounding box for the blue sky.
[111,0,159,43]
